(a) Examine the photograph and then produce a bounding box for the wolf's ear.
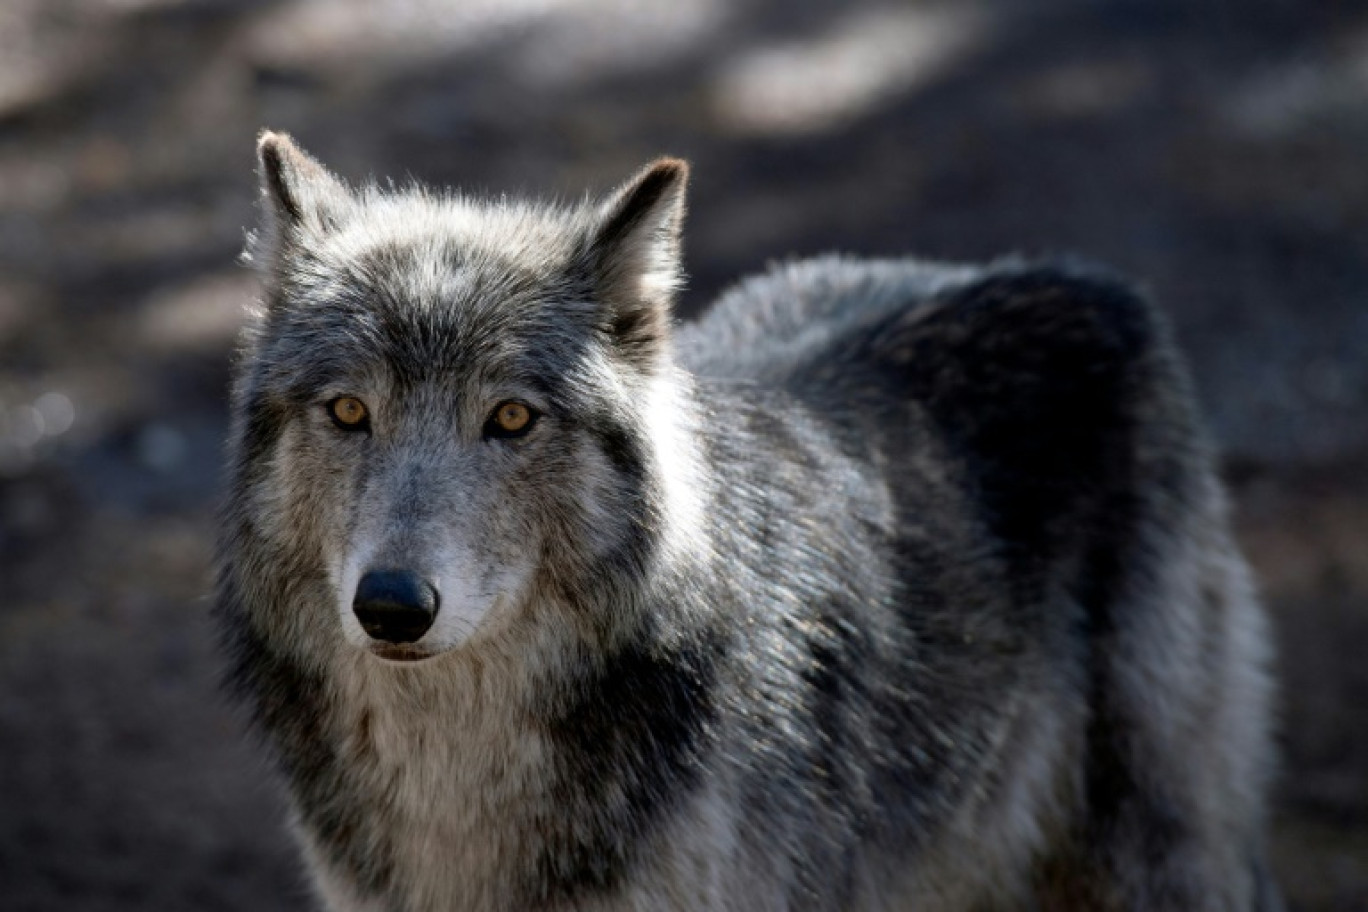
[589,158,689,369]
[255,131,351,239]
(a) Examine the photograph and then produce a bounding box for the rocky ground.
[0,0,1365,908]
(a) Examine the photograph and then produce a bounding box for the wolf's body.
[217,134,1280,911]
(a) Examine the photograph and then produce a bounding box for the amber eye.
[328,396,370,431]
[484,401,538,439]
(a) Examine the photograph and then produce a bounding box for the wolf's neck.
[308,641,552,901]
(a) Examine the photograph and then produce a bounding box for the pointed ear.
[589,158,689,369]
[256,130,351,237]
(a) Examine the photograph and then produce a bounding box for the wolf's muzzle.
[353,570,440,644]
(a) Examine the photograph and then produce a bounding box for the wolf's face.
[229,134,694,663]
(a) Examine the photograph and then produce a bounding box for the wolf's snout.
[353,570,440,644]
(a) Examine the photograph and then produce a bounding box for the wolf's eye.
[328,396,370,431]
[484,401,538,439]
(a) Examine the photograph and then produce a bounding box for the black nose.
[353,570,439,644]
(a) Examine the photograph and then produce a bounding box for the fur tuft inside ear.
[589,158,689,370]
[256,130,351,237]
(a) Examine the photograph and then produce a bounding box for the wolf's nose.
[353,570,439,644]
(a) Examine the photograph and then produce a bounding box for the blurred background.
[0,0,1365,908]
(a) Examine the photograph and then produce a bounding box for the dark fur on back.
[217,137,1279,911]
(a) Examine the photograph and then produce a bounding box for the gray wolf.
[216,131,1281,911]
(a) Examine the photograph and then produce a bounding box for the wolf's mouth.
[368,643,435,663]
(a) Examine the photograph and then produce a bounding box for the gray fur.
[216,132,1281,911]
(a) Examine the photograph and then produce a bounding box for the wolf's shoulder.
[680,255,1173,406]
[677,255,964,378]
[678,255,1165,386]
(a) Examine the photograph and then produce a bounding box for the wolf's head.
[223,133,703,667]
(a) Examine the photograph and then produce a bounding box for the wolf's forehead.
[326,194,587,290]
[274,280,581,394]
[269,199,598,386]
[269,298,584,401]
[336,237,554,308]
[333,283,583,381]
